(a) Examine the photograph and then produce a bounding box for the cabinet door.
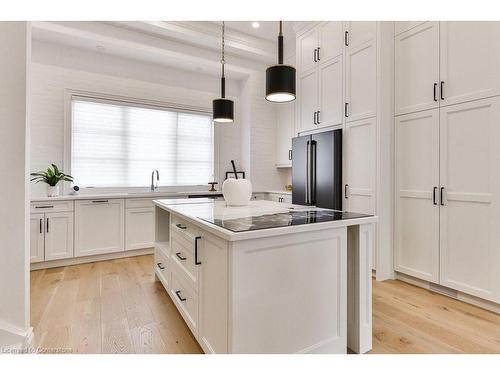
[440,21,500,107]
[198,233,228,354]
[298,69,318,132]
[318,22,343,62]
[275,101,295,167]
[318,55,343,128]
[297,27,319,72]
[394,21,426,36]
[345,21,376,48]
[30,213,45,263]
[395,22,440,115]
[75,199,125,257]
[44,212,74,261]
[344,117,376,215]
[345,39,376,122]
[394,109,440,283]
[125,207,155,250]
[439,97,500,303]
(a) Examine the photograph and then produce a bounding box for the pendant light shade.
[213,22,234,123]
[266,21,296,103]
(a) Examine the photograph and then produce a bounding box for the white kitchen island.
[153,198,377,354]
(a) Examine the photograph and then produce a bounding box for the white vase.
[47,185,60,197]
[222,178,252,206]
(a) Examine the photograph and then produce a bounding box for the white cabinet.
[440,22,500,106]
[344,21,376,49]
[343,117,376,215]
[297,27,319,72]
[44,212,74,261]
[439,97,500,302]
[126,207,155,250]
[75,199,125,257]
[318,22,344,62]
[394,109,440,283]
[30,202,74,263]
[345,39,377,122]
[275,101,295,167]
[319,56,343,127]
[394,21,426,36]
[395,22,440,115]
[298,69,318,132]
[30,213,45,263]
[266,192,292,204]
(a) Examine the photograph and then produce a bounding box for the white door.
[345,21,376,48]
[298,69,318,132]
[318,22,343,62]
[125,207,155,250]
[318,55,343,128]
[394,21,426,36]
[394,109,440,283]
[275,101,295,167]
[297,28,318,72]
[30,213,45,263]
[198,233,228,354]
[439,97,500,303]
[44,211,74,261]
[75,199,125,257]
[440,21,500,107]
[395,22,440,115]
[345,39,376,122]
[344,117,376,215]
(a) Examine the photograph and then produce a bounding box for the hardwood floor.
[30,255,500,354]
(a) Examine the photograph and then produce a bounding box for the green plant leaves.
[29,164,74,187]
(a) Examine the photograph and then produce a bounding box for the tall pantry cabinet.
[394,21,500,304]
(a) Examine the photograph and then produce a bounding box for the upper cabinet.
[275,101,295,167]
[298,27,320,73]
[395,21,500,116]
[344,21,377,49]
[318,22,344,63]
[394,21,426,36]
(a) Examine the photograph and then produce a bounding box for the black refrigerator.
[292,129,342,210]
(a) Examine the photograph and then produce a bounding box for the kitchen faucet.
[151,170,159,192]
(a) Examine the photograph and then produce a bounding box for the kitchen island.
[153,198,377,354]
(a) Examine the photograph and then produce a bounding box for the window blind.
[71,97,214,187]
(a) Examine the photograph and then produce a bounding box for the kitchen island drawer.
[170,230,199,288]
[170,269,198,335]
[155,248,171,288]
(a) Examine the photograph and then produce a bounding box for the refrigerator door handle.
[305,140,310,204]
[311,140,317,204]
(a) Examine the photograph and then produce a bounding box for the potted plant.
[30,164,74,197]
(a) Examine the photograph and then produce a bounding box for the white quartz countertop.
[153,199,377,241]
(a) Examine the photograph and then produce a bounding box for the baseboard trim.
[0,322,33,351]
[395,272,500,314]
[30,248,154,270]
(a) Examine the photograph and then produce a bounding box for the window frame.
[64,90,218,192]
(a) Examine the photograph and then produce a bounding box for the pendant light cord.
[221,21,226,98]
[278,20,284,65]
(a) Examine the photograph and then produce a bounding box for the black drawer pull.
[433,83,438,101]
[440,187,445,206]
[92,200,108,203]
[157,262,165,270]
[175,290,186,302]
[39,218,43,234]
[175,252,187,261]
[176,223,187,229]
[195,236,202,265]
[433,187,438,205]
[35,205,54,209]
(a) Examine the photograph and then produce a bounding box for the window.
[70,96,214,187]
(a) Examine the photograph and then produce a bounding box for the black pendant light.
[266,21,296,103]
[213,21,234,123]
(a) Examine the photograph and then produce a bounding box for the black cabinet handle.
[440,81,445,100]
[317,47,321,61]
[175,252,187,261]
[345,184,349,199]
[175,290,187,302]
[440,187,445,206]
[433,83,438,101]
[35,205,53,209]
[92,200,108,203]
[317,110,321,124]
[39,218,43,234]
[344,103,349,118]
[313,111,317,125]
[46,218,49,233]
[433,187,437,205]
[157,262,165,270]
[313,48,317,62]
[176,223,187,229]
[288,149,292,160]
[195,236,202,265]
[345,31,349,46]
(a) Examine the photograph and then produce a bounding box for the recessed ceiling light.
[251,22,260,29]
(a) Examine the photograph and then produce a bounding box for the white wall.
[0,22,31,344]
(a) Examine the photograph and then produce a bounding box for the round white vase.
[222,178,252,206]
[47,185,60,197]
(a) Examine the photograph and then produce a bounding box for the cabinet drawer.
[170,215,201,242]
[170,230,198,288]
[31,200,73,213]
[126,198,154,209]
[170,270,198,335]
[155,248,171,288]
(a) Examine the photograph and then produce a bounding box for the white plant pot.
[222,178,252,206]
[47,185,60,197]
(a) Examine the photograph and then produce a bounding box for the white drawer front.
[126,198,155,209]
[170,215,201,241]
[31,200,73,213]
[170,270,198,335]
[155,249,171,288]
[170,231,198,288]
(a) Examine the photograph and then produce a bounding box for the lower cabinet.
[125,207,155,250]
[266,193,292,204]
[74,199,125,257]
[30,214,45,263]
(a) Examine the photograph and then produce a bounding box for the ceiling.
[223,21,303,42]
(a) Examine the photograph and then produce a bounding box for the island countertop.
[153,198,378,242]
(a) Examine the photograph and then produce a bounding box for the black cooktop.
[199,209,372,233]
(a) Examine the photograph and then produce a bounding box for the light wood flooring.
[30,255,500,354]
